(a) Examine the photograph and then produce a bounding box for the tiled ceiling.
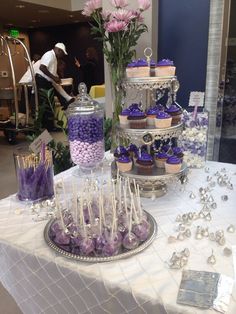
[0,0,89,30]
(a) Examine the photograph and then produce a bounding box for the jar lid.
[66,83,103,116]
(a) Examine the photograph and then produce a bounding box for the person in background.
[35,43,75,131]
[75,46,99,93]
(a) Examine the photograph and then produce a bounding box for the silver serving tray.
[44,211,157,263]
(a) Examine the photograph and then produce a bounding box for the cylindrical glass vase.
[14,147,54,202]
[67,83,104,170]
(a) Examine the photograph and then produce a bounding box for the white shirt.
[35,49,58,82]
[19,60,40,84]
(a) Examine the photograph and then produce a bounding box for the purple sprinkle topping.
[157,59,174,66]
[156,111,171,119]
[166,156,181,164]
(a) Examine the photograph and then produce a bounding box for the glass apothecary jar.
[14,146,54,202]
[66,83,105,170]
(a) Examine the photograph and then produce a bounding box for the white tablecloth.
[0,161,236,314]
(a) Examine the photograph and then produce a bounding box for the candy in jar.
[67,83,104,169]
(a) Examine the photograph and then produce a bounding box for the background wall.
[158,0,210,107]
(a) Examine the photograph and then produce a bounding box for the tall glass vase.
[110,63,126,151]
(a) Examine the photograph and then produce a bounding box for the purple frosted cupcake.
[119,108,130,127]
[114,146,129,160]
[136,152,154,174]
[165,156,182,173]
[146,106,160,126]
[128,103,142,111]
[155,111,172,128]
[127,143,138,159]
[154,151,169,168]
[116,155,133,172]
[128,110,147,129]
[126,59,149,77]
[156,59,176,76]
[173,147,184,161]
[166,103,182,125]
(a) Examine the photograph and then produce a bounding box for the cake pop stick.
[137,184,142,219]
[130,193,139,224]
[99,191,103,234]
[79,192,86,236]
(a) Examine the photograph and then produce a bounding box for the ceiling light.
[16,4,25,8]
[69,14,74,18]
[31,20,39,23]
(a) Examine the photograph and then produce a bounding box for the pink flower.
[102,10,111,21]
[82,0,102,16]
[105,20,127,32]
[110,0,128,9]
[112,9,134,22]
[138,0,151,11]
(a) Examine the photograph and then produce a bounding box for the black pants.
[35,74,67,131]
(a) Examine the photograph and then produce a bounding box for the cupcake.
[136,152,154,175]
[128,110,147,129]
[114,146,129,160]
[128,103,142,111]
[155,151,169,168]
[155,59,176,76]
[127,143,138,159]
[166,103,182,125]
[146,106,159,126]
[155,111,172,128]
[165,156,182,174]
[116,155,133,172]
[119,108,130,127]
[173,147,184,161]
[126,59,150,77]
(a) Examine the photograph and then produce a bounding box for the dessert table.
[0,160,236,314]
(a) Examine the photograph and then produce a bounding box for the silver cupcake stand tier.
[115,75,188,198]
[44,211,158,263]
[122,76,180,91]
[117,123,183,144]
[113,161,188,198]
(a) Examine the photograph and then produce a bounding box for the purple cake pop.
[79,238,95,256]
[132,221,150,242]
[122,232,139,250]
[54,230,71,245]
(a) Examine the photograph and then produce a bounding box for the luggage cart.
[0,35,38,144]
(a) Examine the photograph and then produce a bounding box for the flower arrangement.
[82,0,151,139]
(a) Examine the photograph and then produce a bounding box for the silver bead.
[184,229,191,238]
[227,224,235,233]
[209,181,216,188]
[175,215,182,222]
[223,247,232,256]
[217,176,226,187]
[177,223,186,232]
[189,192,196,199]
[181,248,190,257]
[209,233,215,241]
[202,228,209,237]
[192,212,198,220]
[215,230,224,239]
[217,237,226,246]
[199,210,205,219]
[206,176,212,182]
[211,202,217,209]
[208,195,214,203]
[180,256,188,266]
[205,167,210,173]
[221,195,228,201]
[177,232,185,241]
[205,213,212,221]
[188,212,193,220]
[227,182,233,190]
[207,250,216,265]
